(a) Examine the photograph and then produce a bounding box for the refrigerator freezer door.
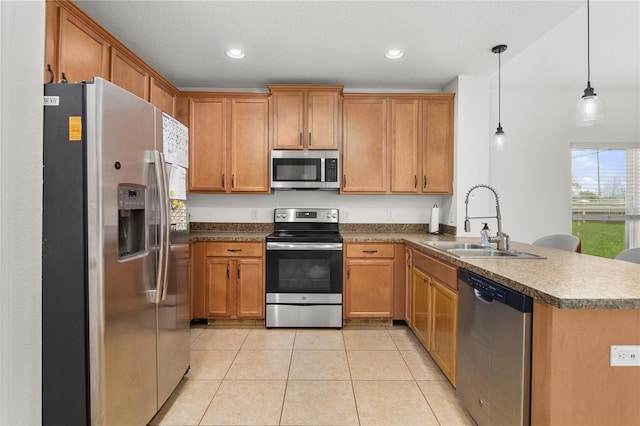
[87,78,159,425]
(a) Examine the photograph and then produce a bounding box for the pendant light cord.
[498,49,502,126]
[587,0,591,84]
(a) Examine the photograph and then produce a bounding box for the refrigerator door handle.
[152,150,169,304]
[158,151,171,302]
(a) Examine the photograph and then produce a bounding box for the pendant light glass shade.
[493,125,506,151]
[492,44,507,150]
[575,0,604,127]
[575,82,604,126]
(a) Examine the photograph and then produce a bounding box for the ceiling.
[74,1,638,92]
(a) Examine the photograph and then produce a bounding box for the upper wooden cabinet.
[342,96,388,193]
[390,98,420,193]
[342,94,454,194]
[54,7,110,84]
[188,95,270,193]
[268,84,343,150]
[110,48,149,100]
[422,96,454,193]
[45,0,179,111]
[150,77,176,116]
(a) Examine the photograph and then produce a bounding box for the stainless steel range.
[265,208,343,328]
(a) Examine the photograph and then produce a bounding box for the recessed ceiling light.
[385,49,404,60]
[226,49,245,59]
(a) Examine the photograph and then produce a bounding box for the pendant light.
[492,44,507,151]
[575,0,604,126]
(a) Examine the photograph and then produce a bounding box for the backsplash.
[189,222,456,235]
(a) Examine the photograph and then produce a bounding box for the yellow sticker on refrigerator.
[68,116,82,141]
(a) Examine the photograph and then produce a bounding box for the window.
[571,144,640,258]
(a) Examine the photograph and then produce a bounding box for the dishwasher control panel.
[468,274,507,302]
[462,269,533,313]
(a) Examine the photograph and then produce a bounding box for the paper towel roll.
[430,204,440,234]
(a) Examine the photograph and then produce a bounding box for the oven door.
[266,242,343,294]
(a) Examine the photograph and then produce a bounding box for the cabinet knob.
[308,132,312,146]
[299,133,303,146]
[237,264,241,279]
[363,250,378,254]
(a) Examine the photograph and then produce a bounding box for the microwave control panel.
[325,158,338,182]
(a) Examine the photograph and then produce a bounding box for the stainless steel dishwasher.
[457,269,533,426]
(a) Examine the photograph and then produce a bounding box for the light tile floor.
[149,324,475,426]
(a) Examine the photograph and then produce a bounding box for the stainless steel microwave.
[271,150,340,190]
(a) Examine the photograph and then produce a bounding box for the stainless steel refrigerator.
[42,78,190,425]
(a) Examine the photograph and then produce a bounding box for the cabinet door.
[57,8,110,83]
[422,98,453,194]
[230,98,270,193]
[390,99,420,193]
[110,48,149,100]
[411,267,431,349]
[344,258,394,318]
[342,98,388,193]
[404,247,413,326]
[307,91,339,150]
[271,91,304,149]
[150,77,176,116]
[189,98,227,191]
[431,279,458,386]
[236,258,264,318]
[205,258,232,317]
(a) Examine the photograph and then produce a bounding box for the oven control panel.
[274,208,339,223]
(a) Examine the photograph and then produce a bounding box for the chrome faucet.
[464,184,510,251]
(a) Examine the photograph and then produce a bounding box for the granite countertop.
[188,223,640,309]
[341,231,640,310]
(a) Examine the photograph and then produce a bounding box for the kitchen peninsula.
[190,225,640,425]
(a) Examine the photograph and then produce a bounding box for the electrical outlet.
[610,345,640,366]
[387,209,393,221]
[342,210,349,221]
[250,208,258,220]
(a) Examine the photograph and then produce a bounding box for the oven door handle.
[266,242,343,251]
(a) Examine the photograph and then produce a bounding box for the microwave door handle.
[320,157,326,183]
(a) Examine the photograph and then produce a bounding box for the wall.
[0,1,44,424]
[188,192,445,224]
[487,1,640,244]
[490,88,639,244]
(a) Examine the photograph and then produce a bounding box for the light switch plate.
[610,345,640,366]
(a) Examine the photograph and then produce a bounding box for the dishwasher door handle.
[474,289,494,304]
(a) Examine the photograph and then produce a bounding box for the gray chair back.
[532,234,581,252]
[615,248,640,264]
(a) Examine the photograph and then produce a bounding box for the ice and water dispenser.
[118,185,146,259]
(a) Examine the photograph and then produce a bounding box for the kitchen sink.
[424,241,544,259]
[424,241,488,250]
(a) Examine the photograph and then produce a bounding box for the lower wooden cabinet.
[191,241,265,319]
[411,249,458,386]
[411,266,431,348]
[430,278,458,385]
[344,243,395,318]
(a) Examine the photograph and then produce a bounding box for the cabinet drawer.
[206,242,263,257]
[346,243,395,258]
[413,250,457,290]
